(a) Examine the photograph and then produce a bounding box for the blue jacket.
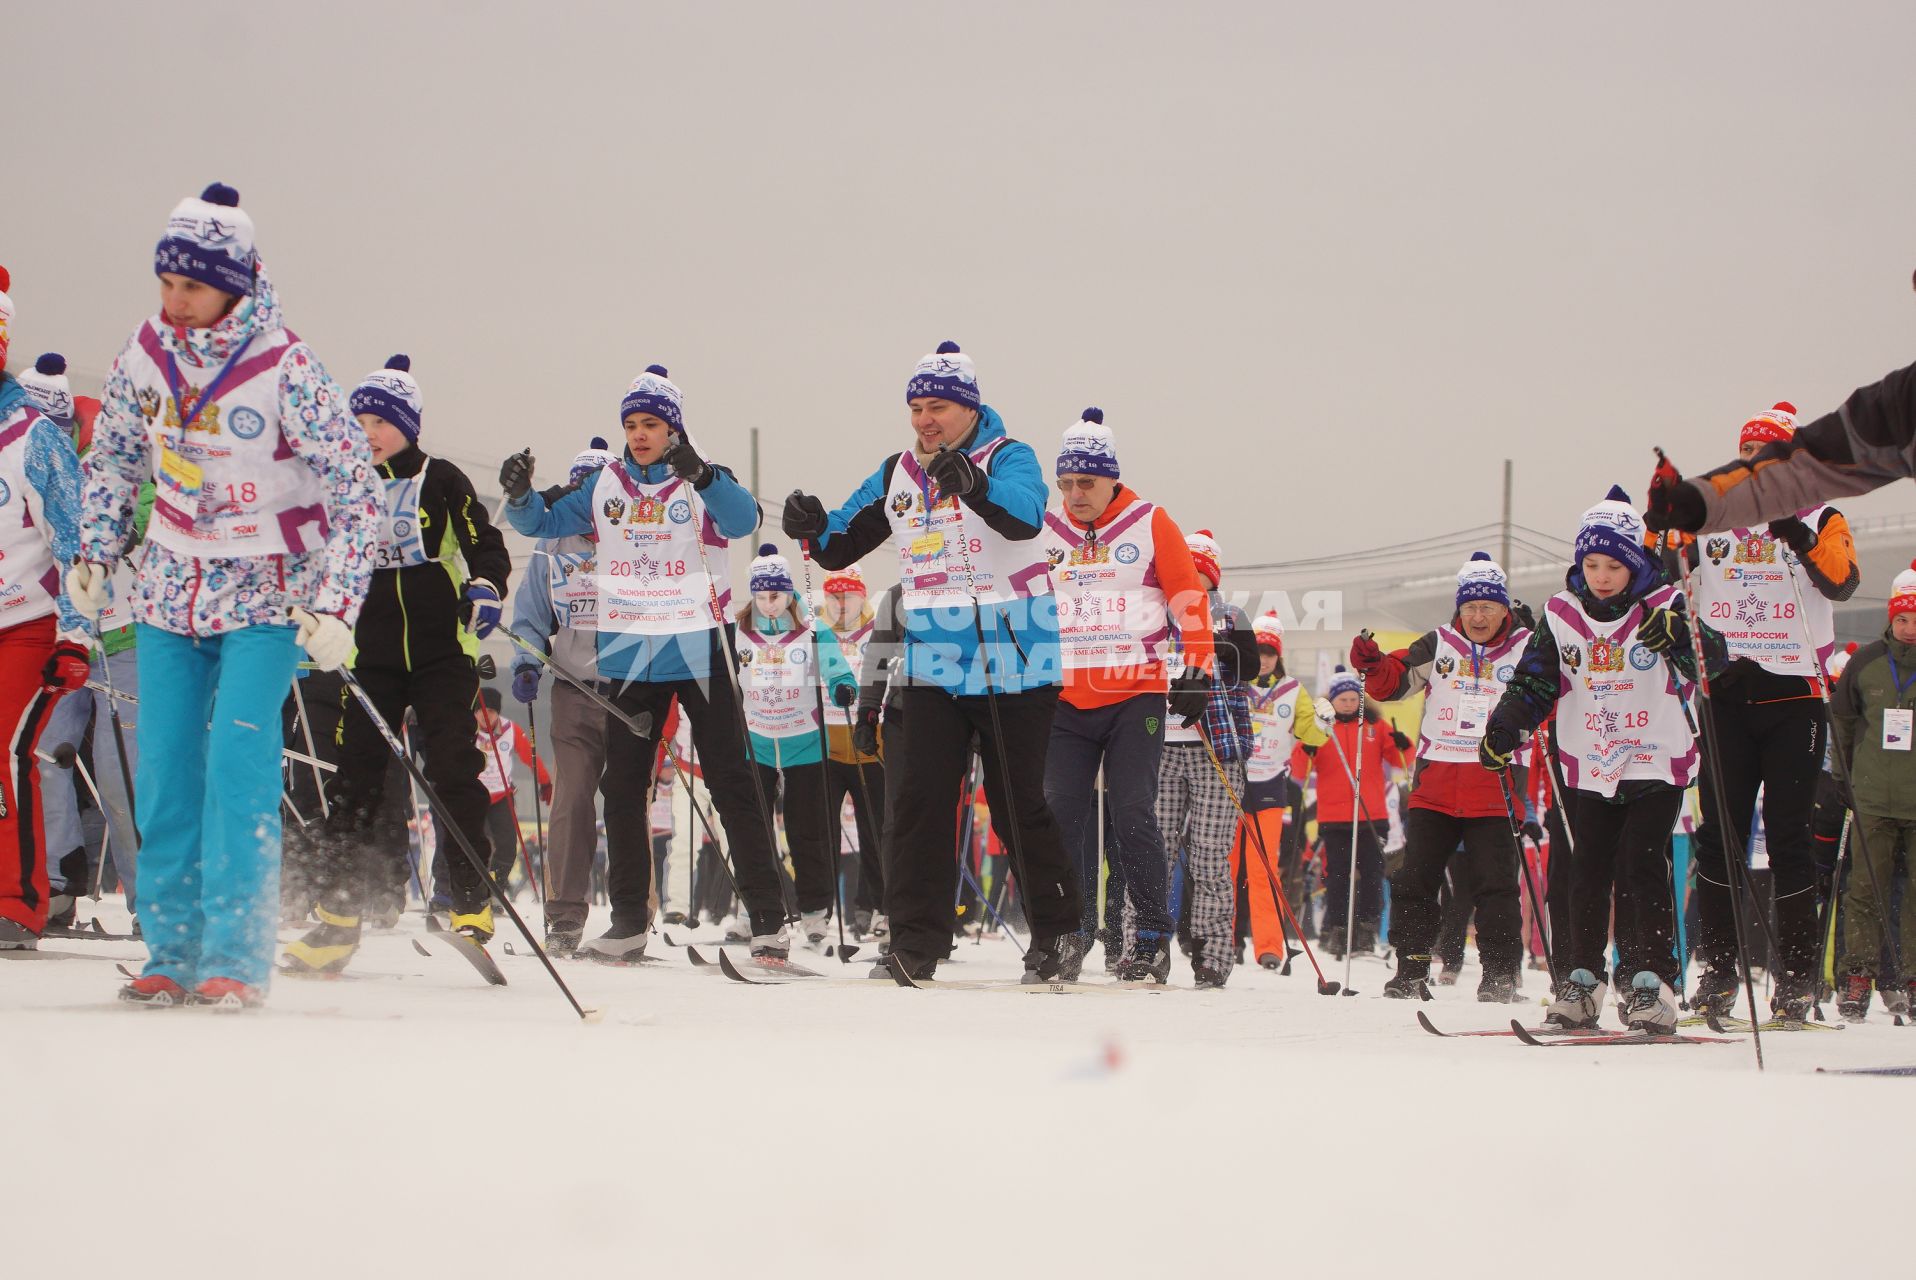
[809,405,1061,696]
[506,456,760,682]
[742,611,859,768]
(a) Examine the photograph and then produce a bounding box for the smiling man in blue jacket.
[783,342,1082,983]
[501,366,789,964]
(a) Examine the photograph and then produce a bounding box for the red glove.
[540,782,554,805]
[42,640,91,693]
[1349,633,1384,676]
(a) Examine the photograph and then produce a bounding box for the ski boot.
[871,912,890,956]
[720,914,751,943]
[1116,934,1172,985]
[44,891,77,934]
[1258,952,1283,971]
[749,927,791,962]
[583,922,648,963]
[0,917,39,950]
[1022,932,1088,984]
[852,909,873,940]
[1434,963,1461,987]
[1477,971,1519,1004]
[1384,953,1432,1000]
[1688,964,1739,1021]
[1836,971,1872,1023]
[876,949,937,981]
[280,906,362,975]
[544,920,584,958]
[1351,923,1377,955]
[1619,971,1678,1035]
[801,908,831,951]
[450,905,495,947]
[1899,979,1916,1018]
[190,977,264,1011]
[118,973,186,1006]
[1769,972,1816,1024]
[1192,964,1228,990]
[1320,926,1347,960]
[1545,968,1607,1029]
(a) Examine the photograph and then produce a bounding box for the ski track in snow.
[9,902,1913,1279]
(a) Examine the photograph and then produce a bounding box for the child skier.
[503,365,790,962]
[1311,668,1406,956]
[817,564,886,936]
[735,543,858,948]
[1481,486,1712,1033]
[1036,410,1216,981]
[282,354,511,974]
[474,686,549,891]
[73,184,378,1005]
[1236,611,1325,968]
[1827,560,1916,1020]
[0,275,94,951]
[508,437,617,953]
[1351,552,1533,1002]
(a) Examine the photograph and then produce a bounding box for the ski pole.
[500,629,653,737]
[526,699,550,898]
[665,740,746,912]
[40,744,113,903]
[1496,768,1558,987]
[289,674,330,820]
[796,540,859,962]
[481,717,543,903]
[339,668,598,1021]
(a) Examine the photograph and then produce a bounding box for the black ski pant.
[1320,820,1384,937]
[1044,693,1175,943]
[601,674,787,936]
[756,759,836,915]
[827,756,885,913]
[881,684,1081,960]
[1394,809,1521,980]
[1565,786,1684,987]
[1544,788,1577,971]
[1690,684,1825,981]
[320,654,491,917]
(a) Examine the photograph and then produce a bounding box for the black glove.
[1390,729,1412,752]
[499,450,534,501]
[832,682,857,709]
[1479,722,1518,773]
[925,446,982,500]
[782,491,829,541]
[1644,453,1706,534]
[852,705,881,758]
[1521,819,1545,843]
[1510,599,1537,632]
[1168,670,1210,726]
[661,436,712,488]
[1635,605,1689,655]
[1767,516,1816,555]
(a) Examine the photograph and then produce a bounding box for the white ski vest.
[1246,676,1302,783]
[476,719,521,801]
[740,625,819,741]
[1689,512,1836,678]
[374,460,432,571]
[122,321,332,559]
[548,544,599,634]
[0,407,60,627]
[1547,583,1698,798]
[1038,501,1170,672]
[589,464,731,636]
[884,440,1050,611]
[1419,626,1531,764]
[825,620,872,727]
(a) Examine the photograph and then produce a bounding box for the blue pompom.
[757,542,779,557]
[1082,407,1104,424]
[200,182,240,207]
[645,364,669,378]
[1470,550,1491,562]
[589,436,608,451]
[1334,664,1347,673]
[35,353,66,376]
[1605,484,1630,503]
[936,340,961,354]
[385,354,411,372]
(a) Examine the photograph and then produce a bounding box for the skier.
[1035,410,1215,981]
[816,563,886,937]
[1311,667,1406,957]
[1645,360,1916,535]
[1681,402,1858,1020]
[780,341,1083,982]
[1827,560,1916,1020]
[733,543,858,949]
[1349,552,1534,1002]
[502,365,792,962]
[1236,610,1325,967]
[0,281,93,951]
[1145,528,1257,986]
[508,437,617,953]
[1480,486,1715,1034]
[280,355,510,975]
[73,184,378,1005]
[473,686,550,891]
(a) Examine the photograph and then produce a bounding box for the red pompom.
[1773,401,1796,416]
[0,265,10,292]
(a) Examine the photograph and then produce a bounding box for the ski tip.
[411,939,432,957]
[1416,1010,1444,1037]
[685,945,713,967]
[716,950,752,983]
[660,931,680,947]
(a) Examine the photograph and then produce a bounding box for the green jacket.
[1831,628,1916,820]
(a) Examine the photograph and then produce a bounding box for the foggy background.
[7,0,1914,614]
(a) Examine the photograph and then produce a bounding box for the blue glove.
[464,580,503,638]
[511,665,541,704]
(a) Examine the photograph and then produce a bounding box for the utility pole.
[1500,459,1514,571]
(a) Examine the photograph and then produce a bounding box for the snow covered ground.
[10,900,1913,1279]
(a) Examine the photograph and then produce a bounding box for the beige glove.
[66,561,112,620]
[288,607,354,672]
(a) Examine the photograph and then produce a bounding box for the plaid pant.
[1127,743,1244,980]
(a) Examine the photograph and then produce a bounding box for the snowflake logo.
[1734,593,1767,628]
[1596,708,1620,737]
[635,553,661,582]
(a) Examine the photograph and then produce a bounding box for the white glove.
[66,561,112,620]
[289,606,354,672]
[1314,696,1337,733]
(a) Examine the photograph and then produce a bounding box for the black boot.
[1116,934,1172,985]
[1384,952,1432,1000]
[1022,933,1088,984]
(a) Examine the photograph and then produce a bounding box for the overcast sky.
[8,1,1914,586]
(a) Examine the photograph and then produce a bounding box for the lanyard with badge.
[1885,658,1916,752]
[153,336,255,534]
[1457,640,1493,740]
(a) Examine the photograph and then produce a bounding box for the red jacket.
[1314,718,1402,825]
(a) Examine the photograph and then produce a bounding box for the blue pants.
[135,623,301,988]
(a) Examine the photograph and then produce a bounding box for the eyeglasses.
[1055,478,1101,493]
